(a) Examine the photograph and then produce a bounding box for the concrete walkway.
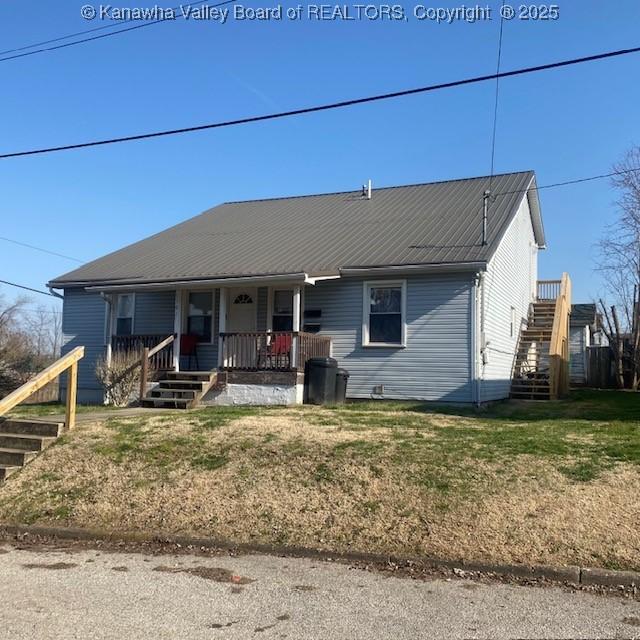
[0,544,638,639]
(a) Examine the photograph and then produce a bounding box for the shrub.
[95,351,150,407]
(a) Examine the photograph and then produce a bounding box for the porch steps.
[510,300,558,401]
[141,371,220,409]
[0,418,64,481]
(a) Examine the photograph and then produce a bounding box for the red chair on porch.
[180,334,200,370]
[266,333,292,370]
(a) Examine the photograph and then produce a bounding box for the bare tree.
[24,305,63,360]
[597,146,640,388]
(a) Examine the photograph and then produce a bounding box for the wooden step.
[0,465,20,481]
[511,384,550,391]
[141,397,193,409]
[0,419,62,438]
[0,448,37,466]
[157,379,206,390]
[510,392,551,400]
[150,388,197,399]
[0,433,55,452]
[165,371,215,382]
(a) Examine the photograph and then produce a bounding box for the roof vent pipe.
[362,179,372,200]
[482,190,490,246]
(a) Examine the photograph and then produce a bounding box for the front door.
[226,288,258,368]
[227,288,257,331]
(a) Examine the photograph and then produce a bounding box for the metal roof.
[49,171,544,288]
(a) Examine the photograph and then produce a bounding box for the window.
[233,293,253,305]
[272,289,293,331]
[187,291,213,343]
[115,294,134,336]
[363,281,406,347]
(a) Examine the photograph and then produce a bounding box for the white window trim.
[112,292,135,336]
[183,289,216,345]
[362,280,407,348]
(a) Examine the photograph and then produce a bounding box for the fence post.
[140,347,149,402]
[65,361,78,430]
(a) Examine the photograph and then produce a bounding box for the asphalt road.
[1,544,639,639]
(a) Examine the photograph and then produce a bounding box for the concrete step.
[0,433,55,452]
[0,448,37,466]
[0,419,62,438]
[0,465,20,481]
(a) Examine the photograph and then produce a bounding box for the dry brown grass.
[1,401,639,570]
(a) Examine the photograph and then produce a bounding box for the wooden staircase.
[510,301,555,399]
[0,418,63,481]
[141,371,220,409]
[510,274,572,401]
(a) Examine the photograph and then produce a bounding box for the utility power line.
[488,1,506,192]
[0,236,83,262]
[1,45,639,160]
[0,0,236,63]
[0,279,57,297]
[493,166,640,198]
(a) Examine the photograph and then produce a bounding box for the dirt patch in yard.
[1,398,639,571]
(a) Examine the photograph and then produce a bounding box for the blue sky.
[1,0,639,315]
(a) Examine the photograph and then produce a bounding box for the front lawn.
[1,390,638,570]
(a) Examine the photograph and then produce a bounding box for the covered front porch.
[101,278,333,406]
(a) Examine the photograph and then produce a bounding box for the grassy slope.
[0,390,638,569]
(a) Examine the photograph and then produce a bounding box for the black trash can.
[334,368,350,404]
[305,357,338,405]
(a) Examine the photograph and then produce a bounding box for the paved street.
[0,544,639,639]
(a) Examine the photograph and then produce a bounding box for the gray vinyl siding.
[60,288,106,404]
[134,291,175,334]
[305,273,473,402]
[570,326,587,384]
[480,196,538,401]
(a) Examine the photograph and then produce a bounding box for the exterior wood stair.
[0,418,63,481]
[141,371,220,409]
[510,301,557,400]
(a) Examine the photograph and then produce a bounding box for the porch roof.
[49,171,544,289]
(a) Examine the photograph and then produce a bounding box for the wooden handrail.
[548,273,572,399]
[0,346,84,429]
[139,334,175,400]
[148,334,175,358]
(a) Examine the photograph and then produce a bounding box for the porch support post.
[103,294,113,366]
[173,290,183,371]
[217,287,227,368]
[292,285,301,369]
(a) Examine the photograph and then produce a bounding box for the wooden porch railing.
[297,332,332,370]
[537,280,562,301]
[220,331,331,372]
[0,346,84,429]
[548,273,572,399]
[112,334,175,370]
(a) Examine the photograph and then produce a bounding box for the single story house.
[49,171,554,406]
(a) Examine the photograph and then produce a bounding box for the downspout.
[474,270,487,406]
[100,292,113,366]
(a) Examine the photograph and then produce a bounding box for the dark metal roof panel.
[50,171,539,287]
